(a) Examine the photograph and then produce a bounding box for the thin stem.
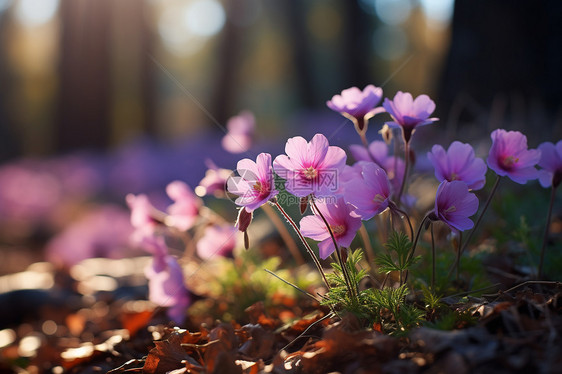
[359,130,369,149]
[396,140,410,206]
[404,213,432,284]
[430,223,435,291]
[310,197,356,296]
[448,175,501,277]
[539,185,557,279]
[408,213,432,263]
[262,203,305,265]
[391,205,414,241]
[359,224,375,266]
[456,231,462,282]
[273,201,330,290]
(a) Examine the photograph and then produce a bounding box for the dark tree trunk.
[438,0,562,123]
[56,0,112,152]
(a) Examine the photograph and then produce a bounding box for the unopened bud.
[300,195,309,214]
[236,207,253,232]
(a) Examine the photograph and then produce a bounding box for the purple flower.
[273,134,347,198]
[349,140,405,192]
[165,181,201,231]
[343,162,391,220]
[434,181,479,231]
[221,110,255,154]
[428,141,488,190]
[196,224,237,259]
[487,129,541,184]
[537,141,562,188]
[300,197,361,259]
[383,91,438,142]
[327,85,385,132]
[227,153,278,212]
[144,242,190,324]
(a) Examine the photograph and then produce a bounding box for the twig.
[264,268,320,302]
[278,312,335,353]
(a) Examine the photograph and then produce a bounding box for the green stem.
[273,201,330,290]
[539,185,557,279]
[391,204,414,241]
[359,223,375,266]
[431,222,435,291]
[396,140,410,207]
[262,203,305,265]
[404,212,432,284]
[448,175,501,277]
[456,231,462,282]
[310,196,356,297]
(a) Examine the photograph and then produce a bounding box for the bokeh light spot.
[374,0,412,26]
[420,0,455,28]
[373,25,408,60]
[184,0,225,37]
[15,0,59,27]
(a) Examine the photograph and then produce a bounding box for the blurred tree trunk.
[0,11,20,161]
[57,0,112,152]
[57,0,154,152]
[342,0,371,88]
[210,0,242,126]
[286,0,315,108]
[438,0,562,124]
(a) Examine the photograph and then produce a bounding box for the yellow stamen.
[373,194,385,204]
[444,205,456,214]
[501,155,519,168]
[252,181,263,192]
[303,167,318,180]
[330,224,345,236]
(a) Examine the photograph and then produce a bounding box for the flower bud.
[236,207,253,233]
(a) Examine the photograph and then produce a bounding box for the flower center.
[450,172,458,181]
[500,155,518,170]
[252,181,263,192]
[444,205,456,214]
[303,167,318,180]
[373,194,386,204]
[330,224,346,236]
[252,181,269,196]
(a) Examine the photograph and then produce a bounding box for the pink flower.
[537,140,562,188]
[434,181,479,232]
[165,181,201,231]
[196,224,237,259]
[126,193,159,242]
[343,162,391,220]
[45,205,135,267]
[327,85,385,132]
[273,134,347,198]
[349,140,405,192]
[428,141,488,190]
[227,153,278,212]
[145,244,190,324]
[383,91,438,142]
[487,129,541,184]
[195,161,232,197]
[222,111,255,154]
[300,197,361,259]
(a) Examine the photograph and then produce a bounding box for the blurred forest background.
[1,0,559,160]
[0,0,561,275]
